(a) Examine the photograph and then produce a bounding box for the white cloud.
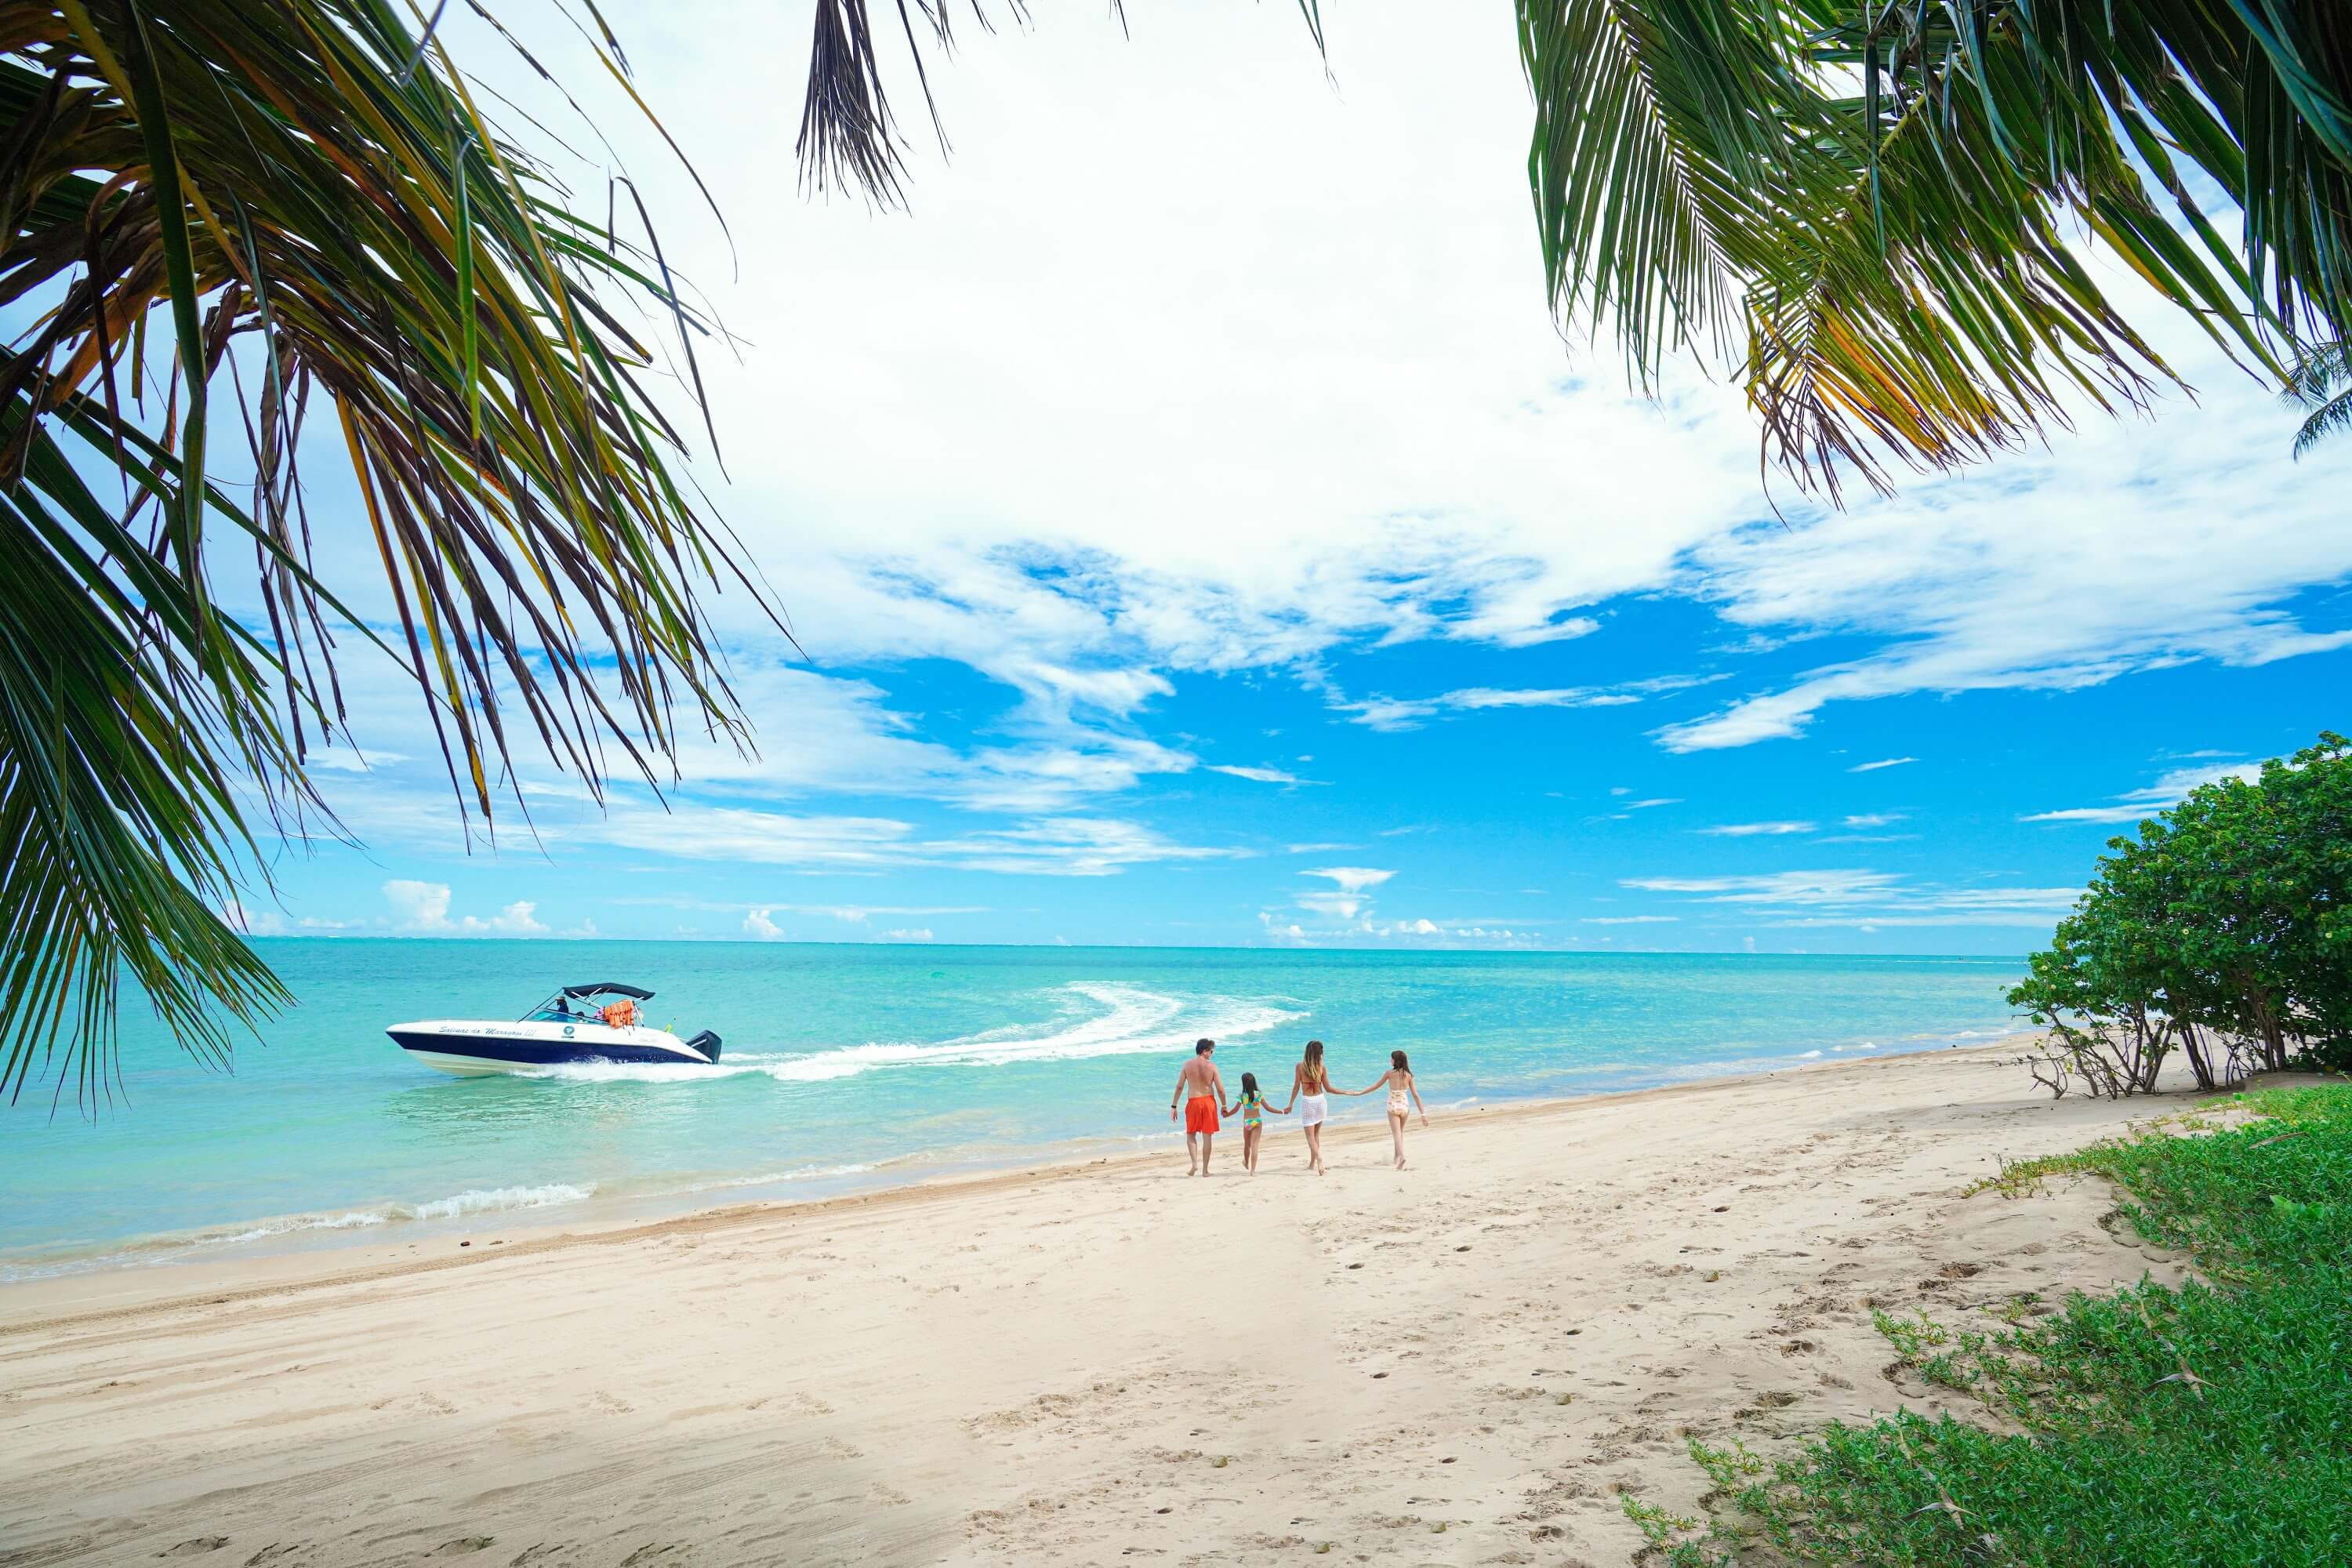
[383,880,454,932]
[743,909,784,940]
[1286,866,1399,925]
[1624,870,1902,906]
[1207,764,1308,784]
[2020,759,2263,823]
[1334,677,1707,732]
[217,898,287,936]
[583,802,1236,878]
[303,748,408,773]
[1848,757,1918,773]
[779,903,988,923]
[1698,820,1817,837]
[884,927,935,942]
[1841,813,1906,829]
[1304,866,1396,894]
[380,882,546,935]
[1624,870,2077,926]
[488,900,547,935]
[1655,390,2352,754]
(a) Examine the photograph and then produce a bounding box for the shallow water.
[0,942,2023,1278]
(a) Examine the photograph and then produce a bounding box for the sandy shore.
[2,1038,2233,1566]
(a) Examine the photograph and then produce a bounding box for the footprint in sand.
[158,1541,227,1558]
[427,1540,493,1557]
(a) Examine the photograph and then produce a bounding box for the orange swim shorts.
[1185,1096,1220,1134]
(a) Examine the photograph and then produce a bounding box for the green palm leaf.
[2,1,782,1102]
[2286,339,2352,456]
[1512,0,2349,492]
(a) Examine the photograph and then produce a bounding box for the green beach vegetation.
[1624,1083,2352,1566]
[2008,733,2352,1097]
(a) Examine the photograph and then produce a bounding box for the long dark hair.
[1240,1070,1260,1104]
[1391,1049,1409,1073]
[1302,1039,1326,1090]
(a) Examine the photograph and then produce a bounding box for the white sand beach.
[1,1038,2223,1566]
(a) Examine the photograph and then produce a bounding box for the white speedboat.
[388,983,724,1076]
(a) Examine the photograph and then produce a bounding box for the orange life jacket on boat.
[601,1000,638,1029]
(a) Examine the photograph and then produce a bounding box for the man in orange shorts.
[1168,1037,1227,1177]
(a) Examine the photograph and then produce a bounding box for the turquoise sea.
[0,942,2024,1279]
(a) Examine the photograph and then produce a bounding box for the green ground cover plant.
[1623,1084,2352,1566]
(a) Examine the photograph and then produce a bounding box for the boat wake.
[507,982,1305,1087]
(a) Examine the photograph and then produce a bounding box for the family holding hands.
[1168,1036,1427,1177]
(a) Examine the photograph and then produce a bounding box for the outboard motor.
[684,1029,723,1063]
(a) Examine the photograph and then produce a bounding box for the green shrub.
[2009,732,2352,1094]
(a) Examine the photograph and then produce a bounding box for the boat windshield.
[521,992,590,1024]
[519,985,653,1024]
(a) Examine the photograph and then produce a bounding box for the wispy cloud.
[1848,757,1918,773]
[1841,812,1906,829]
[1207,763,1311,784]
[1335,676,1713,733]
[1653,402,2352,754]
[1304,866,1396,894]
[1698,820,1817,837]
[589,804,1241,878]
[2020,760,2263,823]
[1624,870,1901,905]
[1289,865,1399,923]
[1623,869,2075,927]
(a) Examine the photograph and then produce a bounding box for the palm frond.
[1519,0,1805,386]
[1519,0,2352,493]
[793,2,1329,206]
[2287,339,2352,456]
[2,1,782,1102]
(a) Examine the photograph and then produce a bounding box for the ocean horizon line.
[239,934,2033,960]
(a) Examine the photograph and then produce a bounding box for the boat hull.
[388,1019,717,1076]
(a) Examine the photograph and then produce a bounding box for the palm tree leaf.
[1518,0,2351,492]
[1518,0,1810,384]
[2,0,786,1101]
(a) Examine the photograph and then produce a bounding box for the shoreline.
[4,1035,2272,1566]
[0,1031,2040,1330]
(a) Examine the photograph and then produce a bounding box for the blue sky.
[197,5,2352,951]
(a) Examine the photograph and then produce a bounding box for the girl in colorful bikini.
[1222,1071,1287,1175]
